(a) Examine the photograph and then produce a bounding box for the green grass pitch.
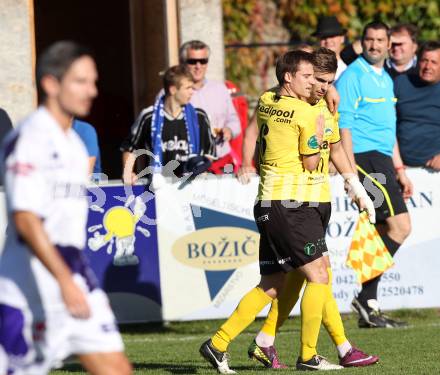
[52,308,440,374]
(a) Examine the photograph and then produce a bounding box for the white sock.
[255,331,275,347]
[336,340,352,358]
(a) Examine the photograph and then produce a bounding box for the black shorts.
[254,200,331,275]
[355,151,408,223]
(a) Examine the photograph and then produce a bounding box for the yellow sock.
[323,268,347,346]
[261,271,305,336]
[211,287,272,352]
[300,282,327,361]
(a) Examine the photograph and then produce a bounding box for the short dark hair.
[418,41,440,60]
[390,23,418,43]
[36,41,93,101]
[313,47,337,74]
[362,21,390,41]
[163,65,194,95]
[275,50,314,86]
[179,40,210,63]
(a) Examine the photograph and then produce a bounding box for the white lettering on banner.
[191,192,253,217]
[181,203,194,232]
[327,169,439,313]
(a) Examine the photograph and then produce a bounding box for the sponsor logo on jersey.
[258,104,295,120]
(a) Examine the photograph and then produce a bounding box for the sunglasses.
[186,58,209,65]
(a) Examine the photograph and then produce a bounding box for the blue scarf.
[150,95,200,172]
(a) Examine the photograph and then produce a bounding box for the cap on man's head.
[313,16,346,38]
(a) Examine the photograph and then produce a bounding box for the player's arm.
[330,140,375,223]
[324,85,340,115]
[302,153,321,171]
[330,140,356,176]
[392,140,413,199]
[340,128,357,168]
[14,212,91,319]
[6,132,92,319]
[301,113,324,171]
[237,109,258,184]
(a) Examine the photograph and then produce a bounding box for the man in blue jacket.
[394,41,440,170]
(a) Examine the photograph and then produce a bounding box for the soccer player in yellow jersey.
[200,49,376,373]
[247,48,379,370]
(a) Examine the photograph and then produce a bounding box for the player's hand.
[222,127,233,142]
[325,85,340,115]
[396,169,413,200]
[316,113,325,146]
[60,278,91,319]
[237,164,257,184]
[345,175,376,224]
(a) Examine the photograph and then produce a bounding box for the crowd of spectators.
[0,15,438,186]
[3,19,438,184]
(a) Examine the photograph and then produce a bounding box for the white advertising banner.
[156,168,440,321]
[327,168,440,313]
[155,175,263,321]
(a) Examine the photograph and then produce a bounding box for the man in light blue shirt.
[336,21,412,329]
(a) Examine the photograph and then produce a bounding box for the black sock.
[358,276,381,307]
[380,233,401,257]
[358,233,402,307]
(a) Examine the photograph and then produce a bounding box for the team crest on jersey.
[304,242,316,256]
[307,135,320,149]
[87,195,151,266]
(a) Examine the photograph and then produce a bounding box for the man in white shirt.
[179,40,241,172]
[0,41,132,375]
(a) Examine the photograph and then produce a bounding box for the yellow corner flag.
[346,212,394,283]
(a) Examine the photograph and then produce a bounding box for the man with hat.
[313,16,347,79]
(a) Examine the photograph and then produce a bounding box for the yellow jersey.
[256,91,340,202]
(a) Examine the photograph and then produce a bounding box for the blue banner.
[84,185,161,315]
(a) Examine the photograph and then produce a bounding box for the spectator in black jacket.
[121,65,215,184]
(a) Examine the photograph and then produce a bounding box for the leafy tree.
[223,0,440,100]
